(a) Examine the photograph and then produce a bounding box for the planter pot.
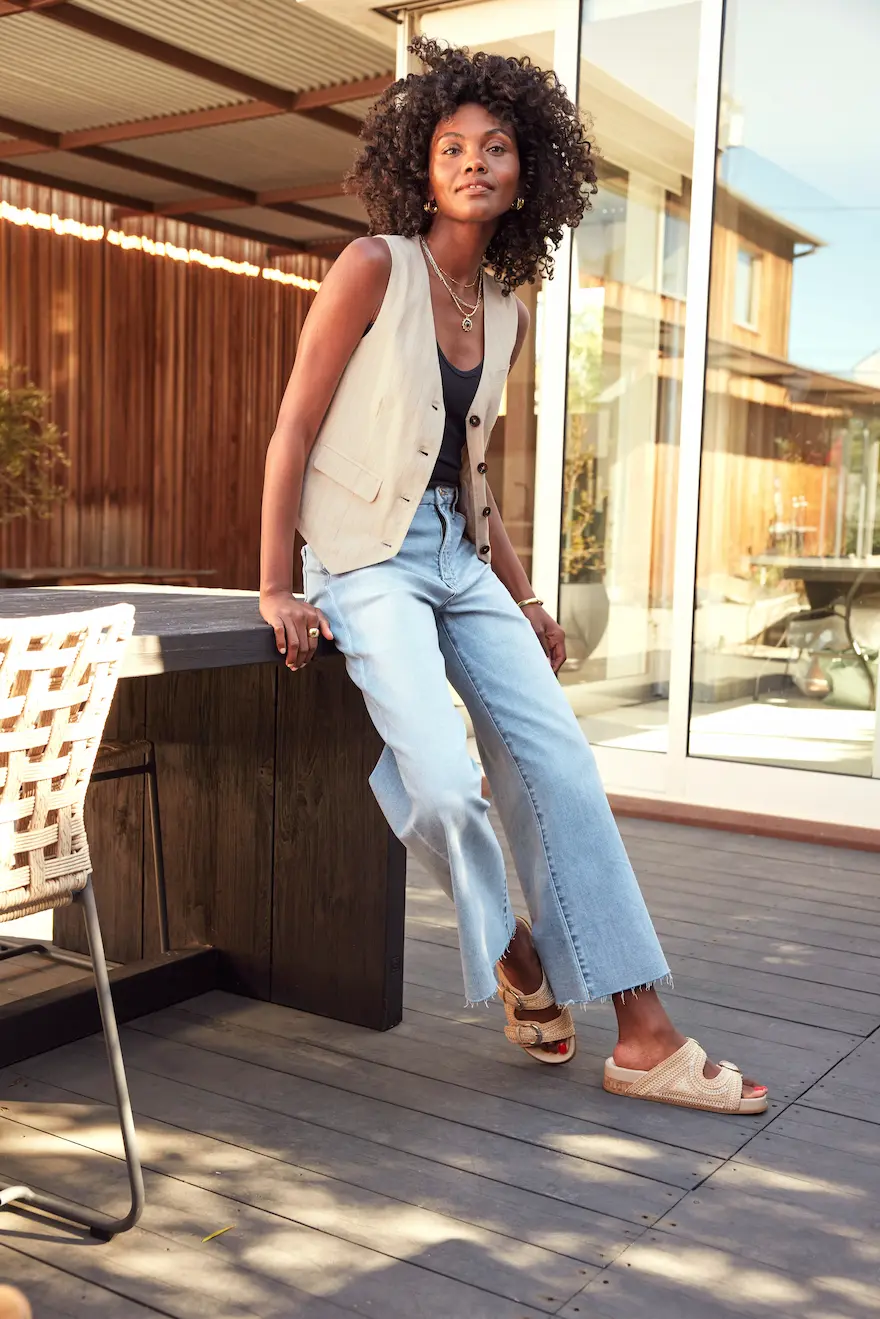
[559,580,610,665]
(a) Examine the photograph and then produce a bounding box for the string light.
[0,199,104,242]
[0,199,322,291]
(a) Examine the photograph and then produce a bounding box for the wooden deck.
[1,816,879,1318]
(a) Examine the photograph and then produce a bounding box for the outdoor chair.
[0,604,145,1240]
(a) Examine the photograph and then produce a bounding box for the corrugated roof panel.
[78,0,395,92]
[289,193,363,221]
[0,12,251,131]
[118,114,361,193]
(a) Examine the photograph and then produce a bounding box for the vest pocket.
[312,444,383,503]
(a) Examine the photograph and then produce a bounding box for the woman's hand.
[260,591,334,671]
[522,604,567,674]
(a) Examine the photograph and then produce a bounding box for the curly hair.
[346,37,597,292]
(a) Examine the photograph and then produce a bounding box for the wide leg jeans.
[303,486,670,1006]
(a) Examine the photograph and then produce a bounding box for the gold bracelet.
[516,596,543,610]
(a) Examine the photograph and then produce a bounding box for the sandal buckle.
[518,1022,544,1046]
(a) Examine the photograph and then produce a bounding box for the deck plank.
[0,1073,597,1312]
[2,819,877,1319]
[0,1111,561,1319]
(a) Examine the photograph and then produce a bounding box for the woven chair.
[0,604,144,1240]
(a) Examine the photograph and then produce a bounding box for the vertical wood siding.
[0,181,324,588]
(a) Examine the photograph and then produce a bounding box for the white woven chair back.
[0,604,135,923]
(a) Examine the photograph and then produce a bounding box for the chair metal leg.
[0,878,145,1240]
[145,750,170,955]
[0,936,95,971]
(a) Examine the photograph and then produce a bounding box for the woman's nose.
[464,158,488,174]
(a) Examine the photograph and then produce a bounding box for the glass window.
[733,247,761,328]
[560,1,701,753]
[690,0,880,776]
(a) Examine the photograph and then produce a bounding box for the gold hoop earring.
[511,197,525,212]
[424,199,438,214]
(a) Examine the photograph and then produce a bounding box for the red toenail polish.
[558,1041,567,1054]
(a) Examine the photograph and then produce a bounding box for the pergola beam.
[0,71,387,164]
[0,111,365,235]
[174,214,313,256]
[119,181,348,220]
[0,159,156,212]
[0,1,66,15]
[0,159,318,255]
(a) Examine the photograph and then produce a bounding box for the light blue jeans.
[303,486,670,1006]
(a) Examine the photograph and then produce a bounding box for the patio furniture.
[0,587,405,1071]
[0,604,144,1240]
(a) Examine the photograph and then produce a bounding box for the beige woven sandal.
[496,921,576,1065]
[603,1037,768,1114]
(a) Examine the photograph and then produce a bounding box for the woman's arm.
[260,237,391,667]
[487,295,567,672]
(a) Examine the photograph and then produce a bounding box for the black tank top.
[430,346,483,486]
[362,323,483,487]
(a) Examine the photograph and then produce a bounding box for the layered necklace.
[420,238,483,333]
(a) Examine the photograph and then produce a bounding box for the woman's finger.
[316,608,334,641]
[272,622,288,656]
[305,610,321,658]
[548,626,567,673]
[287,615,311,670]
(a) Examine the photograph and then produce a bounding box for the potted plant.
[0,369,68,526]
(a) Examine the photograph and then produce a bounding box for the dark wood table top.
[0,586,333,677]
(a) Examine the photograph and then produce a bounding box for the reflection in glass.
[560,1,700,753]
[690,0,880,775]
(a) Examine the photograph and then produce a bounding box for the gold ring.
[308,626,320,639]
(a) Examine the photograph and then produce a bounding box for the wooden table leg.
[272,655,406,1031]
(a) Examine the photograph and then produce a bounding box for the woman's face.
[427,102,521,225]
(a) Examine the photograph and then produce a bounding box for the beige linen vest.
[297,234,518,575]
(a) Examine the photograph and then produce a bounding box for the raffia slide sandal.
[603,1036,768,1114]
[496,922,576,1065]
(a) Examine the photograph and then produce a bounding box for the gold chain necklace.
[421,239,482,290]
[421,239,483,332]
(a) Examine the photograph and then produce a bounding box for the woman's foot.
[612,989,767,1101]
[498,918,572,1056]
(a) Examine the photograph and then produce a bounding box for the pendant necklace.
[421,238,484,332]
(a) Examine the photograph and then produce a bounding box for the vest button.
[477,462,487,474]
[480,545,490,555]
[482,506,491,517]
[469,415,481,427]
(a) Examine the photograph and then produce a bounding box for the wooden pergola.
[0,0,397,257]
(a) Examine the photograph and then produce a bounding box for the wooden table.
[0,588,405,1065]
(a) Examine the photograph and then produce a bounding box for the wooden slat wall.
[0,180,325,588]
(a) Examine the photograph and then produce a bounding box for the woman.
[260,39,767,1114]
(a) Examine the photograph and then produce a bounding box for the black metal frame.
[92,741,169,953]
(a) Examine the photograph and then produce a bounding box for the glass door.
[689,0,880,780]
[559,1,702,758]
